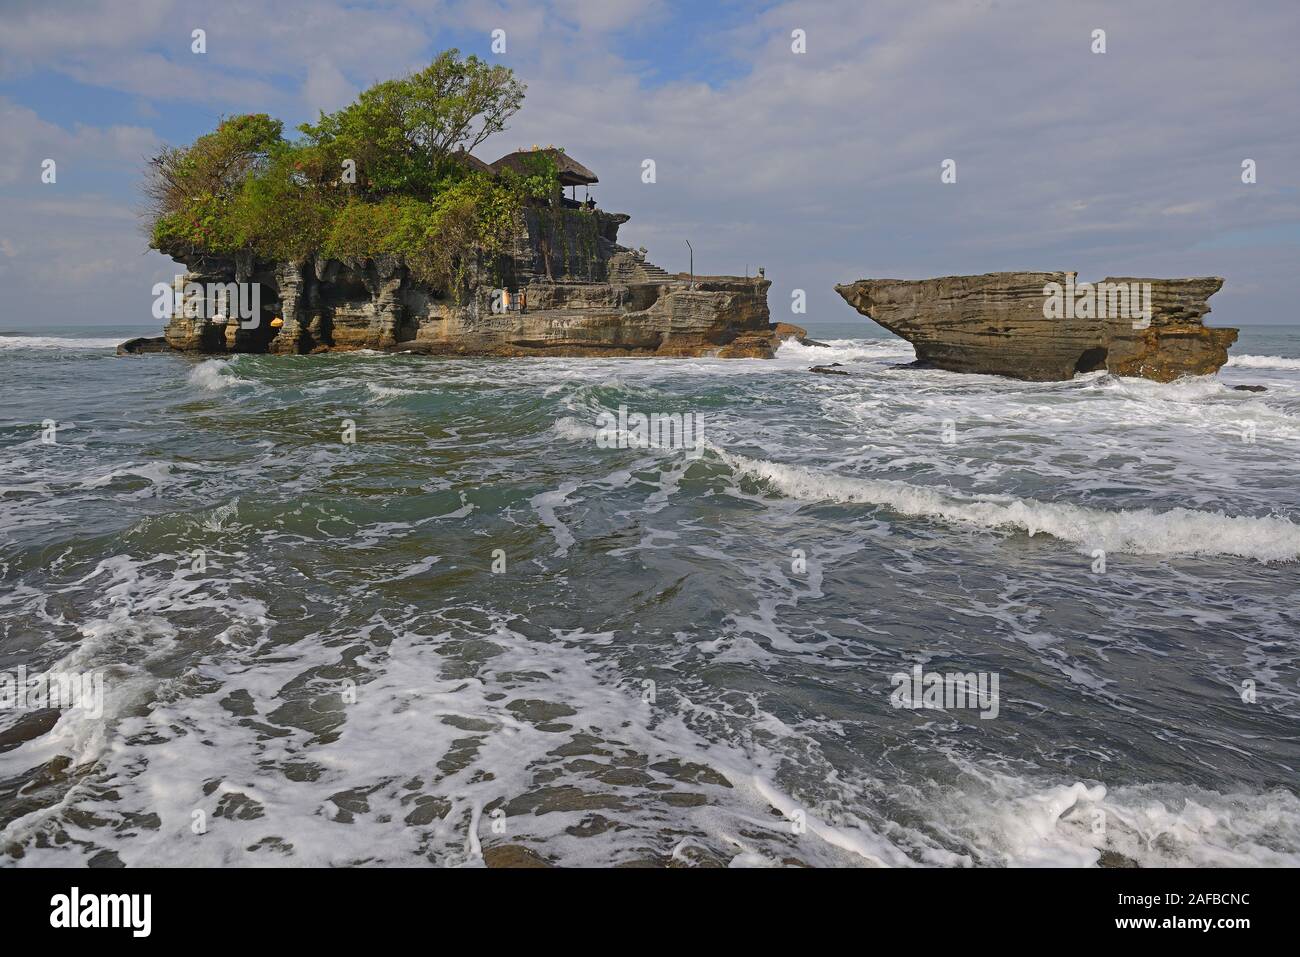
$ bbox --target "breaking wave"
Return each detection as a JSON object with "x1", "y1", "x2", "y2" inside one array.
[
  {"x1": 719, "y1": 449, "x2": 1300, "y2": 561},
  {"x1": 774, "y1": 336, "x2": 915, "y2": 366},
  {"x1": 188, "y1": 358, "x2": 253, "y2": 391},
  {"x1": 0, "y1": 334, "x2": 122, "y2": 350},
  {"x1": 1227, "y1": 354, "x2": 1300, "y2": 371},
  {"x1": 921, "y1": 769, "x2": 1300, "y2": 867},
  {"x1": 365, "y1": 382, "x2": 418, "y2": 402}
]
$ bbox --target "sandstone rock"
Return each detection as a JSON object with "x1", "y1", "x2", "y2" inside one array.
[
  {"x1": 770, "y1": 322, "x2": 809, "y2": 342},
  {"x1": 810, "y1": 363, "x2": 849, "y2": 375},
  {"x1": 769, "y1": 321, "x2": 829, "y2": 348},
  {"x1": 834, "y1": 272, "x2": 1236, "y2": 382}
]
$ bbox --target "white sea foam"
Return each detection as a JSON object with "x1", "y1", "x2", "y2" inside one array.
[
  {"x1": 775, "y1": 336, "x2": 915, "y2": 366},
  {"x1": 1097, "y1": 373, "x2": 1232, "y2": 402},
  {"x1": 530, "y1": 482, "x2": 580, "y2": 556},
  {"x1": 0, "y1": 334, "x2": 123, "y2": 350},
  {"x1": 188, "y1": 358, "x2": 252, "y2": 391},
  {"x1": 77, "y1": 461, "x2": 191, "y2": 491},
  {"x1": 925, "y1": 768, "x2": 1300, "y2": 867},
  {"x1": 719, "y1": 449, "x2": 1300, "y2": 561},
  {"x1": 551, "y1": 415, "x2": 597, "y2": 441},
  {"x1": 1227, "y1": 353, "x2": 1300, "y2": 371},
  {"x1": 365, "y1": 382, "x2": 417, "y2": 401},
  {"x1": 3, "y1": 546, "x2": 1296, "y2": 868},
  {"x1": 391, "y1": 555, "x2": 441, "y2": 579}
]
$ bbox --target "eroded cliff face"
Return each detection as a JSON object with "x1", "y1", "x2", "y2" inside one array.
[
  {"x1": 834, "y1": 272, "x2": 1236, "y2": 382},
  {"x1": 158, "y1": 207, "x2": 784, "y2": 359}
]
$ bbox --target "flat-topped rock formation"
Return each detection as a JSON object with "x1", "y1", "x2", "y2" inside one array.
[
  {"x1": 152, "y1": 207, "x2": 790, "y2": 360},
  {"x1": 835, "y1": 272, "x2": 1236, "y2": 382}
]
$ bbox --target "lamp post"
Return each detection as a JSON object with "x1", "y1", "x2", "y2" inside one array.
[{"x1": 685, "y1": 240, "x2": 694, "y2": 289}]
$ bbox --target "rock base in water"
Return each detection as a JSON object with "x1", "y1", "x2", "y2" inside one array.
[
  {"x1": 146, "y1": 207, "x2": 783, "y2": 359},
  {"x1": 834, "y1": 272, "x2": 1237, "y2": 382},
  {"x1": 116, "y1": 336, "x2": 172, "y2": 355}
]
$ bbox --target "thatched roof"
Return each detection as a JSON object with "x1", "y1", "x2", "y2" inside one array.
[
  {"x1": 449, "y1": 148, "x2": 494, "y2": 175},
  {"x1": 490, "y1": 147, "x2": 598, "y2": 186}
]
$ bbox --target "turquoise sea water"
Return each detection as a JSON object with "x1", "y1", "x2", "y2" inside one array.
[{"x1": 1, "y1": 322, "x2": 1298, "y2": 866}]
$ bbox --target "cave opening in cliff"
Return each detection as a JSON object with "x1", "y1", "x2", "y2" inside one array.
[{"x1": 1074, "y1": 346, "x2": 1108, "y2": 374}]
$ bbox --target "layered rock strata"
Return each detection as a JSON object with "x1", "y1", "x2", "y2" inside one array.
[
  {"x1": 834, "y1": 272, "x2": 1236, "y2": 382},
  {"x1": 154, "y1": 208, "x2": 787, "y2": 358}
]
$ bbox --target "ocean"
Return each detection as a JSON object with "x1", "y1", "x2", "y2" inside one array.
[{"x1": 1, "y1": 321, "x2": 1298, "y2": 867}]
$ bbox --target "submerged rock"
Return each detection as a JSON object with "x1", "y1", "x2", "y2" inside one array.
[
  {"x1": 116, "y1": 335, "x2": 172, "y2": 355},
  {"x1": 481, "y1": 844, "x2": 553, "y2": 868},
  {"x1": 810, "y1": 363, "x2": 849, "y2": 375},
  {"x1": 834, "y1": 272, "x2": 1237, "y2": 382},
  {"x1": 146, "y1": 207, "x2": 781, "y2": 359}
]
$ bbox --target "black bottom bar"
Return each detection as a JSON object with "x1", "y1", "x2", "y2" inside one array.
[{"x1": 0, "y1": 866, "x2": 1277, "y2": 943}]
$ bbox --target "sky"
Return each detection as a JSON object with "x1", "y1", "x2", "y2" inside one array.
[{"x1": 1, "y1": 0, "x2": 1298, "y2": 328}]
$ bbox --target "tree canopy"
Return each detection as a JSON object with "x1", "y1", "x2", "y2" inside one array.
[
  {"x1": 298, "y1": 50, "x2": 524, "y2": 196},
  {"x1": 145, "y1": 50, "x2": 557, "y2": 291}
]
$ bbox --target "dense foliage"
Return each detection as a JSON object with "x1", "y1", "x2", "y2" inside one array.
[{"x1": 145, "y1": 51, "x2": 558, "y2": 290}]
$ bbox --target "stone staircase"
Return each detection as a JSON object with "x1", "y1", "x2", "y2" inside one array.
[{"x1": 608, "y1": 249, "x2": 674, "y2": 283}]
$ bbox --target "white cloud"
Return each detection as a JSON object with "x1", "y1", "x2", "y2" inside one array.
[
  {"x1": 302, "y1": 61, "x2": 355, "y2": 119},
  {"x1": 0, "y1": 97, "x2": 159, "y2": 186},
  {"x1": 0, "y1": 193, "x2": 175, "y2": 324}
]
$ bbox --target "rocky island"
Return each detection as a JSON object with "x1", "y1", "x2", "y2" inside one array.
[
  {"x1": 835, "y1": 272, "x2": 1236, "y2": 382},
  {"x1": 131, "y1": 52, "x2": 790, "y2": 360}
]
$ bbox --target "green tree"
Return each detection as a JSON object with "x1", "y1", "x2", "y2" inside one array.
[
  {"x1": 144, "y1": 113, "x2": 283, "y2": 226},
  {"x1": 297, "y1": 49, "x2": 525, "y2": 196},
  {"x1": 145, "y1": 51, "x2": 554, "y2": 297}
]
